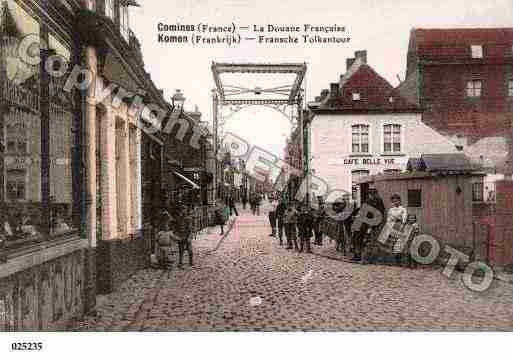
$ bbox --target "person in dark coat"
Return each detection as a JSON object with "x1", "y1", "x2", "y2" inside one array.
[
  {"x1": 274, "y1": 199, "x2": 287, "y2": 246},
  {"x1": 351, "y1": 188, "x2": 386, "y2": 262},
  {"x1": 241, "y1": 193, "x2": 248, "y2": 210},
  {"x1": 283, "y1": 202, "x2": 298, "y2": 250},
  {"x1": 227, "y1": 192, "x2": 239, "y2": 217},
  {"x1": 297, "y1": 204, "x2": 314, "y2": 253},
  {"x1": 268, "y1": 202, "x2": 277, "y2": 237},
  {"x1": 313, "y1": 201, "x2": 326, "y2": 246},
  {"x1": 175, "y1": 205, "x2": 193, "y2": 268}
]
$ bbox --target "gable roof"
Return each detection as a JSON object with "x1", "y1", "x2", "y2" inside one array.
[
  {"x1": 316, "y1": 61, "x2": 420, "y2": 113},
  {"x1": 408, "y1": 153, "x2": 481, "y2": 173}
]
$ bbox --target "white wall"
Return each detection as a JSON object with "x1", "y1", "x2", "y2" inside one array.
[{"x1": 310, "y1": 112, "x2": 459, "y2": 196}]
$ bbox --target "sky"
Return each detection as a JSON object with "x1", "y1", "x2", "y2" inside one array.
[{"x1": 131, "y1": 0, "x2": 513, "y2": 157}]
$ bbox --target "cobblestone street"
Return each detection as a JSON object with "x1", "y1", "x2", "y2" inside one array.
[{"x1": 75, "y1": 204, "x2": 513, "y2": 331}]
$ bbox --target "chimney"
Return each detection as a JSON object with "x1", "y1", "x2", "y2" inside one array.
[
  {"x1": 346, "y1": 58, "x2": 355, "y2": 71},
  {"x1": 329, "y1": 83, "x2": 339, "y2": 98},
  {"x1": 355, "y1": 50, "x2": 367, "y2": 64},
  {"x1": 320, "y1": 89, "x2": 330, "y2": 100}
]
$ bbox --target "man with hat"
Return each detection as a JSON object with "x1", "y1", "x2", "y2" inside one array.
[{"x1": 175, "y1": 203, "x2": 194, "y2": 268}]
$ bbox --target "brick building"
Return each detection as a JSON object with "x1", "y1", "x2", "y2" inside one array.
[
  {"x1": 308, "y1": 51, "x2": 459, "y2": 203},
  {"x1": 399, "y1": 28, "x2": 513, "y2": 180}
]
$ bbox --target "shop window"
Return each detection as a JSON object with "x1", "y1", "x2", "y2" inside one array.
[
  {"x1": 407, "y1": 189, "x2": 422, "y2": 208},
  {"x1": 48, "y1": 35, "x2": 76, "y2": 235},
  {"x1": 383, "y1": 124, "x2": 401, "y2": 153},
  {"x1": 6, "y1": 169, "x2": 26, "y2": 201},
  {"x1": 352, "y1": 124, "x2": 369, "y2": 153},
  {"x1": 466, "y1": 80, "x2": 482, "y2": 98}
]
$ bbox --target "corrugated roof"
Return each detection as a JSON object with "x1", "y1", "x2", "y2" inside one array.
[{"x1": 419, "y1": 153, "x2": 481, "y2": 173}]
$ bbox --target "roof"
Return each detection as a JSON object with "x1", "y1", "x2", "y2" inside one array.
[
  {"x1": 315, "y1": 61, "x2": 420, "y2": 113},
  {"x1": 408, "y1": 153, "x2": 481, "y2": 173},
  {"x1": 408, "y1": 28, "x2": 513, "y2": 63}
]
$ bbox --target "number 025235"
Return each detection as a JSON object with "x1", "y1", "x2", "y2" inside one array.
[{"x1": 11, "y1": 343, "x2": 43, "y2": 351}]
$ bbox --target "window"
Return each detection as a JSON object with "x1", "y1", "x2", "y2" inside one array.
[
  {"x1": 352, "y1": 92, "x2": 361, "y2": 101},
  {"x1": 383, "y1": 124, "x2": 401, "y2": 153},
  {"x1": 472, "y1": 182, "x2": 484, "y2": 202},
  {"x1": 6, "y1": 170, "x2": 26, "y2": 201},
  {"x1": 384, "y1": 169, "x2": 401, "y2": 174},
  {"x1": 120, "y1": 5, "x2": 130, "y2": 42},
  {"x1": 466, "y1": 80, "x2": 482, "y2": 98},
  {"x1": 105, "y1": 0, "x2": 115, "y2": 20},
  {"x1": 85, "y1": 0, "x2": 96, "y2": 10},
  {"x1": 508, "y1": 80, "x2": 513, "y2": 97},
  {"x1": 407, "y1": 189, "x2": 422, "y2": 207},
  {"x1": 471, "y1": 45, "x2": 483, "y2": 58},
  {"x1": 352, "y1": 124, "x2": 369, "y2": 153}
]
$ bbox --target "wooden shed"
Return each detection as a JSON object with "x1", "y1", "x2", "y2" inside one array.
[{"x1": 356, "y1": 154, "x2": 485, "y2": 251}]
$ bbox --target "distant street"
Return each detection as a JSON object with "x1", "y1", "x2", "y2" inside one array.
[{"x1": 75, "y1": 201, "x2": 513, "y2": 331}]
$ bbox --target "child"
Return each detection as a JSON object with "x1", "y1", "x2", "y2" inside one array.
[{"x1": 156, "y1": 218, "x2": 179, "y2": 268}]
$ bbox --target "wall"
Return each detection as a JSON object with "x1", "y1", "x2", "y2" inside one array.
[
  {"x1": 372, "y1": 175, "x2": 474, "y2": 250},
  {"x1": 421, "y1": 63, "x2": 513, "y2": 172},
  {"x1": 310, "y1": 112, "x2": 459, "y2": 196},
  {"x1": 488, "y1": 180, "x2": 513, "y2": 267},
  {"x1": 0, "y1": 239, "x2": 88, "y2": 331}
]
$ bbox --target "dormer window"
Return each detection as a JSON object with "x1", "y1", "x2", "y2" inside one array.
[
  {"x1": 352, "y1": 92, "x2": 361, "y2": 101},
  {"x1": 471, "y1": 45, "x2": 483, "y2": 59}
]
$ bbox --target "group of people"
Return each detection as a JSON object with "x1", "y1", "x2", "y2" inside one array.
[
  {"x1": 268, "y1": 200, "x2": 323, "y2": 253},
  {"x1": 155, "y1": 203, "x2": 194, "y2": 269},
  {"x1": 267, "y1": 189, "x2": 420, "y2": 267}
]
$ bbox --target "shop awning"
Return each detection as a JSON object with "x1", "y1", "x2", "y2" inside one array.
[{"x1": 173, "y1": 171, "x2": 200, "y2": 189}]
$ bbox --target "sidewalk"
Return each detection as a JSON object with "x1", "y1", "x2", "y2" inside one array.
[{"x1": 193, "y1": 216, "x2": 237, "y2": 254}]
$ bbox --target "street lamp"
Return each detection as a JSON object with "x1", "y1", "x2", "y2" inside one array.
[{"x1": 172, "y1": 89, "x2": 186, "y2": 109}]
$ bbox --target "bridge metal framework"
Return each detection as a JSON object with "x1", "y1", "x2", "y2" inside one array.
[{"x1": 211, "y1": 62, "x2": 308, "y2": 200}]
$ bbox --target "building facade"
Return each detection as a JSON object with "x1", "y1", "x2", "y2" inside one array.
[
  {"x1": 0, "y1": 0, "x2": 168, "y2": 330},
  {"x1": 309, "y1": 51, "x2": 459, "y2": 203},
  {"x1": 400, "y1": 28, "x2": 513, "y2": 178}
]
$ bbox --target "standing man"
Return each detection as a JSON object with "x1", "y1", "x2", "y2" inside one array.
[
  {"x1": 283, "y1": 202, "x2": 299, "y2": 251},
  {"x1": 241, "y1": 191, "x2": 248, "y2": 211},
  {"x1": 268, "y1": 201, "x2": 277, "y2": 237},
  {"x1": 297, "y1": 203, "x2": 314, "y2": 253},
  {"x1": 313, "y1": 198, "x2": 326, "y2": 246},
  {"x1": 227, "y1": 190, "x2": 239, "y2": 217},
  {"x1": 175, "y1": 204, "x2": 194, "y2": 268},
  {"x1": 275, "y1": 198, "x2": 287, "y2": 246},
  {"x1": 255, "y1": 192, "x2": 262, "y2": 216}
]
